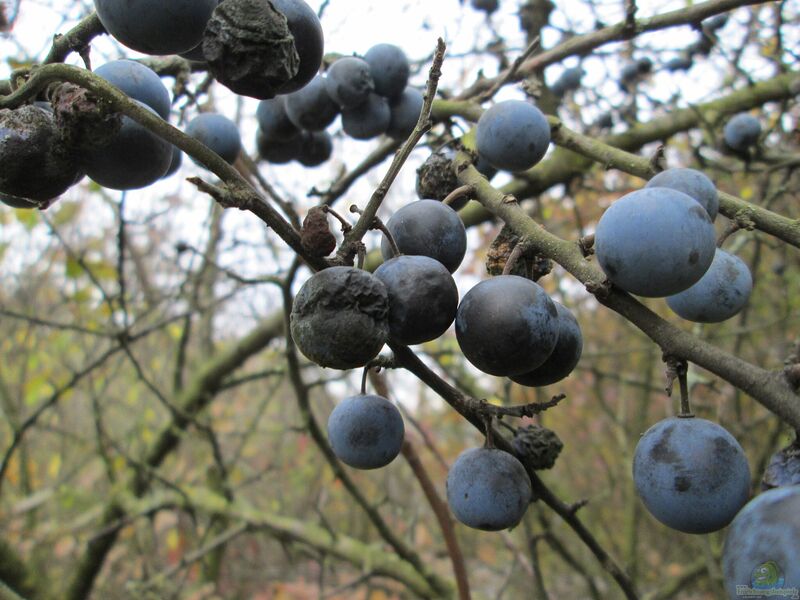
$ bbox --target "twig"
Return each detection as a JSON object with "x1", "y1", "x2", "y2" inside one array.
[
  {"x1": 402, "y1": 439, "x2": 472, "y2": 600},
  {"x1": 0, "y1": 578, "x2": 28, "y2": 600},
  {"x1": 578, "y1": 233, "x2": 595, "y2": 257},
  {"x1": 502, "y1": 240, "x2": 528, "y2": 276},
  {"x1": 236, "y1": 153, "x2": 301, "y2": 230},
  {"x1": 623, "y1": 0, "x2": 638, "y2": 37},
  {"x1": 334, "y1": 38, "x2": 446, "y2": 265},
  {"x1": 349, "y1": 204, "x2": 400, "y2": 258},
  {"x1": 142, "y1": 524, "x2": 249, "y2": 588},
  {"x1": 478, "y1": 36, "x2": 540, "y2": 103},
  {"x1": 456, "y1": 0, "x2": 774, "y2": 99},
  {"x1": 468, "y1": 394, "x2": 566, "y2": 419},
  {"x1": 0, "y1": 343, "x2": 124, "y2": 494},
  {"x1": 0, "y1": 308, "x2": 108, "y2": 336},
  {"x1": 43, "y1": 11, "x2": 105, "y2": 65},
  {"x1": 321, "y1": 205, "x2": 352, "y2": 233}
]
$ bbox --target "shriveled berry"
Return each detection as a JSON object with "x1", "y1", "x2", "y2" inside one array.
[{"x1": 290, "y1": 267, "x2": 389, "y2": 370}]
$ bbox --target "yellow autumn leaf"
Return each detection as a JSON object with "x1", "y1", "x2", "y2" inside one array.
[
  {"x1": 141, "y1": 427, "x2": 154, "y2": 444},
  {"x1": 166, "y1": 528, "x2": 181, "y2": 552},
  {"x1": 48, "y1": 454, "x2": 61, "y2": 478},
  {"x1": 6, "y1": 455, "x2": 18, "y2": 486}
]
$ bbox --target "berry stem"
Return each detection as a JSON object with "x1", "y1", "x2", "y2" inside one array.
[
  {"x1": 360, "y1": 365, "x2": 370, "y2": 396},
  {"x1": 350, "y1": 204, "x2": 401, "y2": 258},
  {"x1": 677, "y1": 363, "x2": 693, "y2": 417},
  {"x1": 442, "y1": 184, "x2": 473, "y2": 207},
  {"x1": 502, "y1": 240, "x2": 527, "y2": 276},
  {"x1": 483, "y1": 416, "x2": 496, "y2": 449},
  {"x1": 322, "y1": 205, "x2": 352, "y2": 233}
]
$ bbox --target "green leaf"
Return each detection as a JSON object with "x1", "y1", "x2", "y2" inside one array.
[
  {"x1": 14, "y1": 208, "x2": 39, "y2": 230},
  {"x1": 65, "y1": 257, "x2": 82, "y2": 279}
]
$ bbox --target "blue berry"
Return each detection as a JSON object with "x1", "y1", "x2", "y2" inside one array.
[
  {"x1": 723, "y1": 487, "x2": 800, "y2": 596},
  {"x1": 364, "y1": 43, "x2": 410, "y2": 99},
  {"x1": 271, "y1": 0, "x2": 325, "y2": 95},
  {"x1": 185, "y1": 113, "x2": 242, "y2": 165},
  {"x1": 94, "y1": 0, "x2": 217, "y2": 55},
  {"x1": 666, "y1": 249, "x2": 752, "y2": 323},
  {"x1": 550, "y1": 66, "x2": 583, "y2": 97},
  {"x1": 646, "y1": 167, "x2": 719, "y2": 221},
  {"x1": 381, "y1": 200, "x2": 467, "y2": 273},
  {"x1": 82, "y1": 101, "x2": 172, "y2": 191},
  {"x1": 325, "y1": 57, "x2": 374, "y2": 109},
  {"x1": 290, "y1": 267, "x2": 389, "y2": 370},
  {"x1": 256, "y1": 129, "x2": 302, "y2": 164},
  {"x1": 633, "y1": 416, "x2": 751, "y2": 534},
  {"x1": 594, "y1": 187, "x2": 716, "y2": 297},
  {"x1": 341, "y1": 93, "x2": 391, "y2": 140},
  {"x1": 476, "y1": 100, "x2": 550, "y2": 172},
  {"x1": 724, "y1": 113, "x2": 761, "y2": 152},
  {"x1": 0, "y1": 105, "x2": 81, "y2": 201},
  {"x1": 456, "y1": 275, "x2": 559, "y2": 377},
  {"x1": 327, "y1": 394, "x2": 404, "y2": 469},
  {"x1": 256, "y1": 97, "x2": 301, "y2": 142},
  {"x1": 387, "y1": 86, "x2": 423, "y2": 139},
  {"x1": 284, "y1": 75, "x2": 339, "y2": 132},
  {"x1": 374, "y1": 255, "x2": 458, "y2": 345},
  {"x1": 511, "y1": 301, "x2": 582, "y2": 387},
  {"x1": 447, "y1": 447, "x2": 532, "y2": 531},
  {"x1": 297, "y1": 130, "x2": 333, "y2": 167},
  {"x1": 95, "y1": 60, "x2": 171, "y2": 120}
]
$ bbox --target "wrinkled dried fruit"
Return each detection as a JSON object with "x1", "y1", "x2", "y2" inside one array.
[
  {"x1": 416, "y1": 149, "x2": 459, "y2": 203},
  {"x1": 290, "y1": 267, "x2": 389, "y2": 369},
  {"x1": 203, "y1": 0, "x2": 300, "y2": 99},
  {"x1": 0, "y1": 104, "x2": 82, "y2": 201},
  {"x1": 300, "y1": 207, "x2": 336, "y2": 257},
  {"x1": 512, "y1": 424, "x2": 563, "y2": 470},
  {"x1": 486, "y1": 225, "x2": 552, "y2": 280}
]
